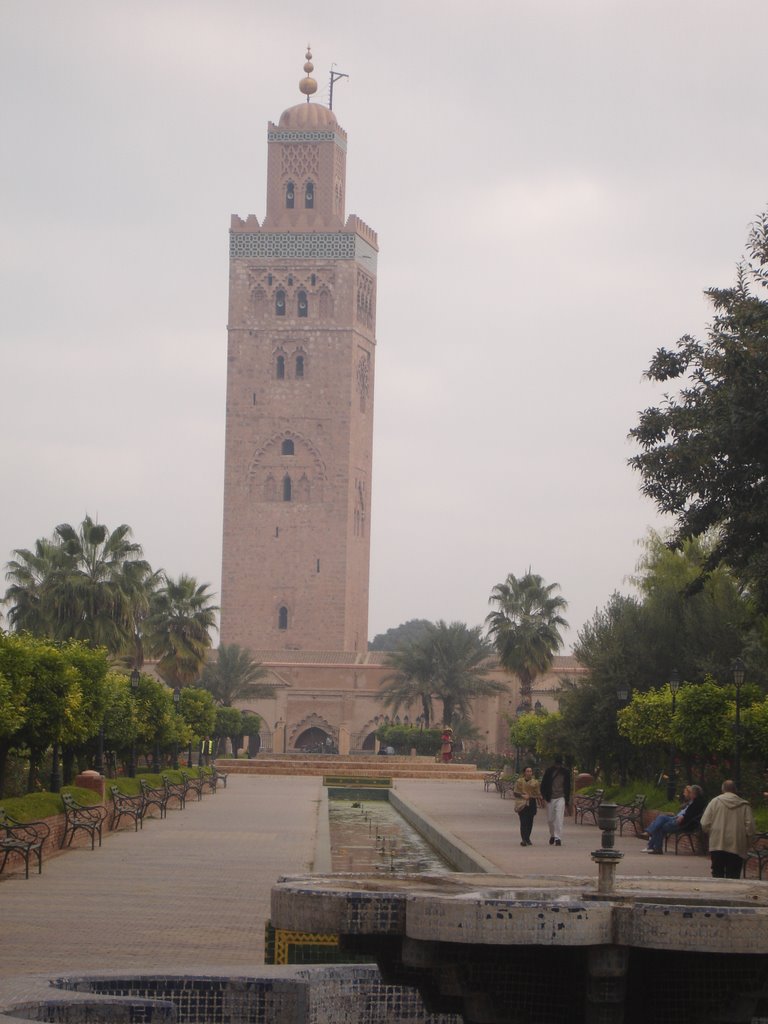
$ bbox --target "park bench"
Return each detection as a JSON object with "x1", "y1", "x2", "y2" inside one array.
[
  {"x1": 161, "y1": 774, "x2": 187, "y2": 811},
  {"x1": 574, "y1": 789, "x2": 604, "y2": 825},
  {"x1": 212, "y1": 764, "x2": 228, "y2": 789},
  {"x1": 181, "y1": 770, "x2": 204, "y2": 801},
  {"x1": 617, "y1": 794, "x2": 647, "y2": 837},
  {"x1": 61, "y1": 793, "x2": 108, "y2": 850},
  {"x1": 140, "y1": 778, "x2": 169, "y2": 820},
  {"x1": 743, "y1": 832, "x2": 768, "y2": 879},
  {"x1": 200, "y1": 770, "x2": 217, "y2": 795},
  {"x1": 0, "y1": 808, "x2": 51, "y2": 879},
  {"x1": 499, "y1": 779, "x2": 516, "y2": 799},
  {"x1": 483, "y1": 770, "x2": 501, "y2": 793},
  {"x1": 664, "y1": 817, "x2": 707, "y2": 855},
  {"x1": 109, "y1": 785, "x2": 145, "y2": 832}
]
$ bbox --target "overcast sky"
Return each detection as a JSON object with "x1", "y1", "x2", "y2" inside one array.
[{"x1": 2, "y1": 1, "x2": 767, "y2": 652}]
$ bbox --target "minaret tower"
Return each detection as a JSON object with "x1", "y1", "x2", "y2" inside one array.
[{"x1": 221, "y1": 50, "x2": 378, "y2": 654}]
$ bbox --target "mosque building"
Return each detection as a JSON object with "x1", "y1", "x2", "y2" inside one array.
[{"x1": 219, "y1": 52, "x2": 580, "y2": 754}]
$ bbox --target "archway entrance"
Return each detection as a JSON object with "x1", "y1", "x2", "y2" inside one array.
[{"x1": 294, "y1": 727, "x2": 333, "y2": 753}]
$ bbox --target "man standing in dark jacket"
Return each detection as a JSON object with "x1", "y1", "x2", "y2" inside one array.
[{"x1": 540, "y1": 755, "x2": 571, "y2": 846}]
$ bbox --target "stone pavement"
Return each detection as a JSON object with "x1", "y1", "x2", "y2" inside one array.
[{"x1": 0, "y1": 775, "x2": 714, "y2": 985}]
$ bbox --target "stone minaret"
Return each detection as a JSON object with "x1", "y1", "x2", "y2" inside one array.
[{"x1": 221, "y1": 50, "x2": 378, "y2": 654}]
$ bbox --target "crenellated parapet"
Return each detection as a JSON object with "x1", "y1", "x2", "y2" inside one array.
[
  {"x1": 345, "y1": 215, "x2": 378, "y2": 250},
  {"x1": 230, "y1": 213, "x2": 261, "y2": 231}
]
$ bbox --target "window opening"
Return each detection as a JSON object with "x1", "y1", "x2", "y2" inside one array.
[
  {"x1": 283, "y1": 475, "x2": 292, "y2": 501},
  {"x1": 285, "y1": 182, "x2": 294, "y2": 208},
  {"x1": 278, "y1": 606, "x2": 288, "y2": 630},
  {"x1": 295, "y1": 354, "x2": 304, "y2": 378},
  {"x1": 287, "y1": 275, "x2": 293, "y2": 286},
  {"x1": 281, "y1": 439, "x2": 294, "y2": 455},
  {"x1": 275, "y1": 527, "x2": 279, "y2": 537},
  {"x1": 310, "y1": 273, "x2": 316, "y2": 286},
  {"x1": 297, "y1": 291, "x2": 308, "y2": 318},
  {"x1": 305, "y1": 181, "x2": 314, "y2": 208},
  {"x1": 268, "y1": 274, "x2": 273, "y2": 285},
  {"x1": 316, "y1": 559, "x2": 320, "y2": 573},
  {"x1": 276, "y1": 355, "x2": 285, "y2": 379},
  {"x1": 275, "y1": 290, "x2": 286, "y2": 316}
]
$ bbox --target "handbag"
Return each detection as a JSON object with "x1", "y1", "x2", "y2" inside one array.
[{"x1": 513, "y1": 795, "x2": 528, "y2": 814}]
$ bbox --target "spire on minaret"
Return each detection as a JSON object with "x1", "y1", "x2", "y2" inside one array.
[{"x1": 299, "y1": 46, "x2": 317, "y2": 103}]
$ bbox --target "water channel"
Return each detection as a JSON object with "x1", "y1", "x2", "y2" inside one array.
[{"x1": 328, "y1": 795, "x2": 453, "y2": 874}]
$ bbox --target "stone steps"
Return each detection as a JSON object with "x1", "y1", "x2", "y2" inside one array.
[{"x1": 215, "y1": 757, "x2": 485, "y2": 781}]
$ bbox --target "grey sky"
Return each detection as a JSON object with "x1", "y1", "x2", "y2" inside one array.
[{"x1": 2, "y1": 1, "x2": 766, "y2": 651}]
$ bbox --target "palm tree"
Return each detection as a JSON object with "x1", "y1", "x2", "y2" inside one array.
[
  {"x1": 145, "y1": 574, "x2": 218, "y2": 686},
  {"x1": 53, "y1": 517, "x2": 154, "y2": 655},
  {"x1": 380, "y1": 634, "x2": 437, "y2": 727},
  {"x1": 381, "y1": 620, "x2": 505, "y2": 728},
  {"x1": 200, "y1": 644, "x2": 274, "y2": 706},
  {"x1": 4, "y1": 537, "x2": 68, "y2": 636},
  {"x1": 4, "y1": 516, "x2": 152, "y2": 655},
  {"x1": 430, "y1": 620, "x2": 505, "y2": 726},
  {"x1": 486, "y1": 571, "x2": 569, "y2": 708}
]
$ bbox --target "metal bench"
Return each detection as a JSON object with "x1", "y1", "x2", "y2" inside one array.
[
  {"x1": 0, "y1": 808, "x2": 51, "y2": 878},
  {"x1": 743, "y1": 832, "x2": 768, "y2": 879},
  {"x1": 664, "y1": 818, "x2": 707, "y2": 855},
  {"x1": 200, "y1": 770, "x2": 217, "y2": 795},
  {"x1": 483, "y1": 770, "x2": 501, "y2": 793},
  {"x1": 574, "y1": 789, "x2": 604, "y2": 825},
  {"x1": 161, "y1": 774, "x2": 187, "y2": 810},
  {"x1": 212, "y1": 765, "x2": 228, "y2": 789},
  {"x1": 61, "y1": 793, "x2": 108, "y2": 850},
  {"x1": 109, "y1": 786, "x2": 144, "y2": 832},
  {"x1": 617, "y1": 794, "x2": 646, "y2": 837},
  {"x1": 140, "y1": 778, "x2": 169, "y2": 819},
  {"x1": 181, "y1": 770, "x2": 204, "y2": 801}
]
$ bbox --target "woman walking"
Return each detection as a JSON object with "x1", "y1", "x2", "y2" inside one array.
[{"x1": 513, "y1": 766, "x2": 541, "y2": 846}]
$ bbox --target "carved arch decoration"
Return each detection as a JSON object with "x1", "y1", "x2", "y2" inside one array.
[
  {"x1": 289, "y1": 712, "x2": 337, "y2": 748},
  {"x1": 248, "y1": 430, "x2": 326, "y2": 504}
]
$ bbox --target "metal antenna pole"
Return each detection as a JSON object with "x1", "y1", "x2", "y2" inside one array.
[{"x1": 329, "y1": 65, "x2": 349, "y2": 110}]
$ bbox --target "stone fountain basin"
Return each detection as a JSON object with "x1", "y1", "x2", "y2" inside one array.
[{"x1": 271, "y1": 872, "x2": 768, "y2": 955}]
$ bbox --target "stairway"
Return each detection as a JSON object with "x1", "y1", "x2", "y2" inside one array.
[{"x1": 215, "y1": 753, "x2": 484, "y2": 781}]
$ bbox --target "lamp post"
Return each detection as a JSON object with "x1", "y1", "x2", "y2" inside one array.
[
  {"x1": 667, "y1": 670, "x2": 680, "y2": 802},
  {"x1": 514, "y1": 702, "x2": 527, "y2": 774},
  {"x1": 732, "y1": 657, "x2": 745, "y2": 793},
  {"x1": 615, "y1": 684, "x2": 630, "y2": 786},
  {"x1": 128, "y1": 668, "x2": 140, "y2": 778},
  {"x1": 172, "y1": 687, "x2": 180, "y2": 770}
]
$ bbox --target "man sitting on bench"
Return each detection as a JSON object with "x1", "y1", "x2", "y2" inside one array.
[{"x1": 643, "y1": 784, "x2": 705, "y2": 854}]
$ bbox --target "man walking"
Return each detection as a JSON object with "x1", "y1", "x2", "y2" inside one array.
[
  {"x1": 700, "y1": 780, "x2": 756, "y2": 879},
  {"x1": 541, "y1": 755, "x2": 571, "y2": 846}
]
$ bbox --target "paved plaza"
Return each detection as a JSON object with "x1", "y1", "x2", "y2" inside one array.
[{"x1": 0, "y1": 774, "x2": 715, "y2": 984}]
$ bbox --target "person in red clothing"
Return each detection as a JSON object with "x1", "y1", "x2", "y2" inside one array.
[{"x1": 440, "y1": 728, "x2": 453, "y2": 763}]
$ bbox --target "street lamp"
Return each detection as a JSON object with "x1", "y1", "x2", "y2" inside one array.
[
  {"x1": 172, "y1": 687, "x2": 180, "y2": 770},
  {"x1": 514, "y1": 703, "x2": 527, "y2": 773},
  {"x1": 667, "y1": 670, "x2": 680, "y2": 802},
  {"x1": 732, "y1": 657, "x2": 745, "y2": 793},
  {"x1": 128, "y1": 668, "x2": 140, "y2": 778},
  {"x1": 616, "y1": 684, "x2": 631, "y2": 787}
]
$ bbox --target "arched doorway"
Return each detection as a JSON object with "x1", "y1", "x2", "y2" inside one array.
[
  {"x1": 361, "y1": 731, "x2": 377, "y2": 752},
  {"x1": 294, "y1": 727, "x2": 334, "y2": 753}
]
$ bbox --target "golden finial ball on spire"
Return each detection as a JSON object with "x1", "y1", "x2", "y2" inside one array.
[{"x1": 299, "y1": 45, "x2": 317, "y2": 101}]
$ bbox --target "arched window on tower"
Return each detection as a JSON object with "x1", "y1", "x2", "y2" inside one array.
[
  {"x1": 295, "y1": 354, "x2": 304, "y2": 379},
  {"x1": 282, "y1": 475, "x2": 292, "y2": 502},
  {"x1": 276, "y1": 355, "x2": 285, "y2": 380},
  {"x1": 278, "y1": 606, "x2": 288, "y2": 630},
  {"x1": 297, "y1": 291, "x2": 308, "y2": 318},
  {"x1": 305, "y1": 181, "x2": 314, "y2": 208},
  {"x1": 281, "y1": 439, "x2": 294, "y2": 455},
  {"x1": 275, "y1": 290, "x2": 286, "y2": 316},
  {"x1": 285, "y1": 182, "x2": 295, "y2": 209}
]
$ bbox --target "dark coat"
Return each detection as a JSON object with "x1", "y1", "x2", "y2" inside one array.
[{"x1": 540, "y1": 764, "x2": 571, "y2": 803}]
